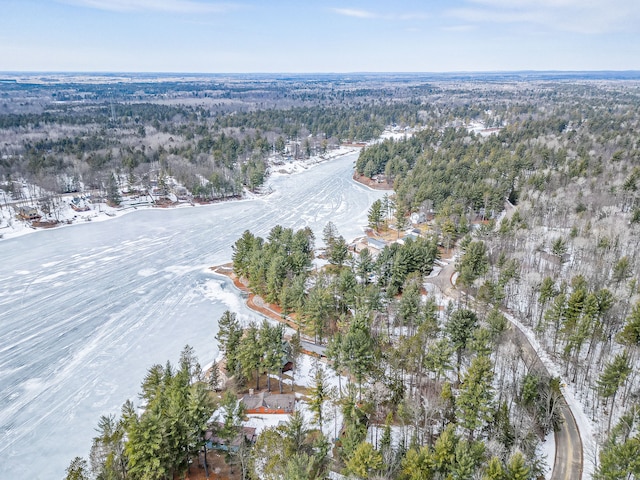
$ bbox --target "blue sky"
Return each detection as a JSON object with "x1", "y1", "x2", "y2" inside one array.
[{"x1": 2, "y1": 0, "x2": 639, "y2": 72}]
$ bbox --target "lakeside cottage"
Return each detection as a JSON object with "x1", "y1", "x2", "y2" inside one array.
[
  {"x1": 366, "y1": 237, "x2": 387, "y2": 252},
  {"x1": 300, "y1": 340, "x2": 327, "y2": 358},
  {"x1": 205, "y1": 424, "x2": 257, "y2": 452},
  {"x1": 17, "y1": 206, "x2": 41, "y2": 221},
  {"x1": 241, "y1": 391, "x2": 296, "y2": 415}
]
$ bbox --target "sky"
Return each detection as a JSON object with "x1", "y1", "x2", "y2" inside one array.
[{"x1": 1, "y1": 0, "x2": 640, "y2": 73}]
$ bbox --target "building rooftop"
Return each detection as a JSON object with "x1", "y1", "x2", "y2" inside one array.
[{"x1": 241, "y1": 392, "x2": 296, "y2": 413}]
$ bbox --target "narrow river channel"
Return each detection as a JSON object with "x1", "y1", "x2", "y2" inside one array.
[{"x1": 0, "y1": 152, "x2": 385, "y2": 479}]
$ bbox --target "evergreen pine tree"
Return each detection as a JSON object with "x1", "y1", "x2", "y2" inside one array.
[
  {"x1": 618, "y1": 301, "x2": 640, "y2": 347},
  {"x1": 457, "y1": 355, "x2": 494, "y2": 440},
  {"x1": 215, "y1": 311, "x2": 242, "y2": 377},
  {"x1": 64, "y1": 457, "x2": 90, "y2": 480},
  {"x1": 309, "y1": 365, "x2": 328, "y2": 430},
  {"x1": 107, "y1": 173, "x2": 121, "y2": 206},
  {"x1": 401, "y1": 446, "x2": 433, "y2": 480},
  {"x1": 238, "y1": 323, "x2": 263, "y2": 390},
  {"x1": 209, "y1": 360, "x2": 220, "y2": 391},
  {"x1": 345, "y1": 442, "x2": 383, "y2": 479},
  {"x1": 433, "y1": 424, "x2": 457, "y2": 475},
  {"x1": 452, "y1": 440, "x2": 476, "y2": 480},
  {"x1": 598, "y1": 351, "x2": 632, "y2": 432},
  {"x1": 505, "y1": 451, "x2": 530, "y2": 480},
  {"x1": 446, "y1": 308, "x2": 478, "y2": 378},
  {"x1": 368, "y1": 199, "x2": 383, "y2": 231},
  {"x1": 483, "y1": 456, "x2": 506, "y2": 480}
]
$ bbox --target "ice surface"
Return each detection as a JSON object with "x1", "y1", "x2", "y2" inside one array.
[{"x1": 0, "y1": 152, "x2": 385, "y2": 479}]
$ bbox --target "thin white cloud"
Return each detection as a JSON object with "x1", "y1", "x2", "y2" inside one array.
[
  {"x1": 468, "y1": 0, "x2": 585, "y2": 6},
  {"x1": 331, "y1": 8, "x2": 428, "y2": 21},
  {"x1": 441, "y1": 24, "x2": 477, "y2": 32},
  {"x1": 61, "y1": 0, "x2": 239, "y2": 14},
  {"x1": 332, "y1": 8, "x2": 377, "y2": 19},
  {"x1": 450, "y1": 8, "x2": 545, "y2": 26},
  {"x1": 449, "y1": 0, "x2": 640, "y2": 34},
  {"x1": 396, "y1": 13, "x2": 430, "y2": 21}
]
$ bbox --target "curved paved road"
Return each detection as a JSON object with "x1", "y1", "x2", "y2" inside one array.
[{"x1": 424, "y1": 258, "x2": 583, "y2": 480}]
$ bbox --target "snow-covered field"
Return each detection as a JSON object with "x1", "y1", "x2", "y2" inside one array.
[{"x1": 0, "y1": 152, "x2": 386, "y2": 479}]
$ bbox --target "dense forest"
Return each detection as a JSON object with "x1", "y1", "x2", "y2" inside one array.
[
  {"x1": 222, "y1": 224, "x2": 553, "y2": 479},
  {"x1": 0, "y1": 75, "x2": 433, "y2": 211},
  {"x1": 71, "y1": 222, "x2": 548, "y2": 480},
  {"x1": 16, "y1": 74, "x2": 637, "y2": 479},
  {"x1": 354, "y1": 80, "x2": 640, "y2": 478}
]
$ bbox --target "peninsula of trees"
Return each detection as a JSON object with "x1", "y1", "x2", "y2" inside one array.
[{"x1": 17, "y1": 72, "x2": 640, "y2": 479}]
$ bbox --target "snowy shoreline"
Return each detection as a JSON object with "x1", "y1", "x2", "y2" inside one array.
[
  {"x1": 0, "y1": 146, "x2": 361, "y2": 243},
  {"x1": 0, "y1": 147, "x2": 389, "y2": 480}
]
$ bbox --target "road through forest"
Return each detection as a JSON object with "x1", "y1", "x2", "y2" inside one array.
[{"x1": 425, "y1": 260, "x2": 584, "y2": 480}]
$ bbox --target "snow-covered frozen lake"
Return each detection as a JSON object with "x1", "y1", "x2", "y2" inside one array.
[{"x1": 0, "y1": 152, "x2": 384, "y2": 479}]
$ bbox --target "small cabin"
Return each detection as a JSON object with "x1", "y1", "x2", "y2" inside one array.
[
  {"x1": 173, "y1": 185, "x2": 189, "y2": 200},
  {"x1": 410, "y1": 212, "x2": 426, "y2": 224},
  {"x1": 17, "y1": 206, "x2": 41, "y2": 221},
  {"x1": 366, "y1": 237, "x2": 387, "y2": 252},
  {"x1": 205, "y1": 424, "x2": 257, "y2": 452},
  {"x1": 70, "y1": 197, "x2": 90, "y2": 212},
  {"x1": 241, "y1": 392, "x2": 296, "y2": 414}
]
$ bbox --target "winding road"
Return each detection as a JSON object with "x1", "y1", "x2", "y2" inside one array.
[{"x1": 424, "y1": 258, "x2": 583, "y2": 480}]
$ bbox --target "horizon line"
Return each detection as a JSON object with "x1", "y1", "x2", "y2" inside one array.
[{"x1": 2, "y1": 69, "x2": 640, "y2": 76}]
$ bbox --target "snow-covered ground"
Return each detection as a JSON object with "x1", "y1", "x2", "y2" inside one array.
[
  {"x1": 294, "y1": 355, "x2": 346, "y2": 441},
  {"x1": 466, "y1": 121, "x2": 502, "y2": 137},
  {"x1": 377, "y1": 127, "x2": 413, "y2": 142},
  {"x1": 540, "y1": 432, "x2": 556, "y2": 480},
  {"x1": 0, "y1": 151, "x2": 386, "y2": 479},
  {"x1": 506, "y1": 313, "x2": 596, "y2": 479},
  {"x1": 427, "y1": 255, "x2": 560, "y2": 478},
  {"x1": 0, "y1": 190, "x2": 171, "y2": 242},
  {"x1": 267, "y1": 146, "x2": 360, "y2": 177},
  {"x1": 0, "y1": 145, "x2": 364, "y2": 244}
]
